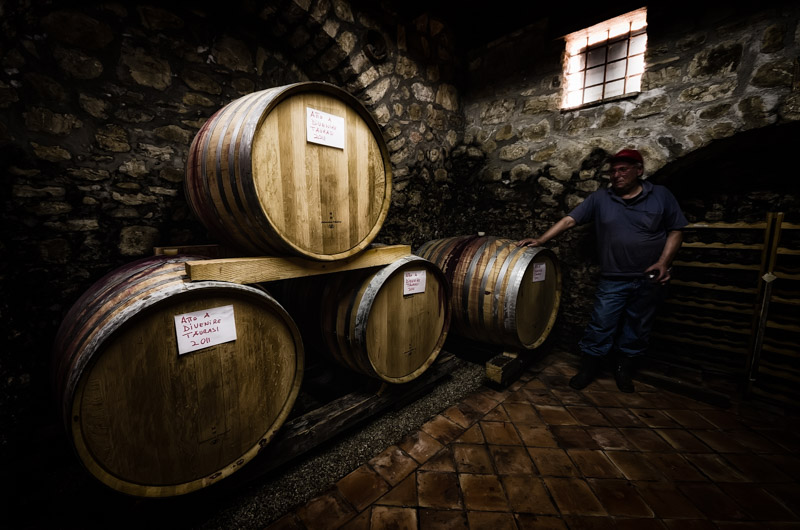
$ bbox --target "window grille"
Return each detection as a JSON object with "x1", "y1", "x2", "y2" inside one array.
[{"x1": 562, "y1": 8, "x2": 647, "y2": 109}]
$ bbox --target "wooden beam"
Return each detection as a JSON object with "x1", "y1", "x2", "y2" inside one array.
[{"x1": 185, "y1": 244, "x2": 412, "y2": 284}]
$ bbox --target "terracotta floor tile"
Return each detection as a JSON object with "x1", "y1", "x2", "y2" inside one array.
[
  {"x1": 755, "y1": 428, "x2": 800, "y2": 452},
  {"x1": 723, "y1": 453, "x2": 792, "y2": 482},
  {"x1": 613, "y1": 519, "x2": 667, "y2": 530},
  {"x1": 690, "y1": 429, "x2": 749, "y2": 453},
  {"x1": 567, "y1": 449, "x2": 624, "y2": 478},
  {"x1": 370, "y1": 505, "x2": 417, "y2": 529},
  {"x1": 416, "y1": 471, "x2": 463, "y2": 509},
  {"x1": 523, "y1": 378, "x2": 548, "y2": 390},
  {"x1": 598, "y1": 407, "x2": 645, "y2": 428},
  {"x1": 501, "y1": 475, "x2": 558, "y2": 514},
  {"x1": 719, "y1": 482, "x2": 798, "y2": 520},
  {"x1": 616, "y1": 427, "x2": 672, "y2": 452},
  {"x1": 630, "y1": 408, "x2": 681, "y2": 428},
  {"x1": 377, "y1": 473, "x2": 417, "y2": 507},
  {"x1": 296, "y1": 489, "x2": 357, "y2": 530},
  {"x1": 466, "y1": 511, "x2": 517, "y2": 529},
  {"x1": 503, "y1": 402, "x2": 541, "y2": 424},
  {"x1": 479, "y1": 387, "x2": 510, "y2": 404},
  {"x1": 550, "y1": 425, "x2": 601, "y2": 449},
  {"x1": 560, "y1": 515, "x2": 617, "y2": 529},
  {"x1": 763, "y1": 454, "x2": 800, "y2": 478},
  {"x1": 661, "y1": 520, "x2": 717, "y2": 530},
  {"x1": 643, "y1": 393, "x2": 687, "y2": 409},
  {"x1": 341, "y1": 509, "x2": 370, "y2": 530},
  {"x1": 696, "y1": 409, "x2": 746, "y2": 430},
  {"x1": 587, "y1": 478, "x2": 653, "y2": 517},
  {"x1": 728, "y1": 429, "x2": 784, "y2": 453},
  {"x1": 585, "y1": 426, "x2": 633, "y2": 450},
  {"x1": 418, "y1": 508, "x2": 468, "y2": 529},
  {"x1": 633, "y1": 481, "x2": 704, "y2": 519},
  {"x1": 581, "y1": 391, "x2": 625, "y2": 408},
  {"x1": 460, "y1": 392, "x2": 501, "y2": 415},
  {"x1": 399, "y1": 430, "x2": 445, "y2": 465},
  {"x1": 453, "y1": 444, "x2": 494, "y2": 474},
  {"x1": 480, "y1": 421, "x2": 523, "y2": 445},
  {"x1": 490, "y1": 444, "x2": 536, "y2": 475},
  {"x1": 663, "y1": 409, "x2": 717, "y2": 429},
  {"x1": 515, "y1": 514, "x2": 568, "y2": 529},
  {"x1": 336, "y1": 464, "x2": 390, "y2": 511},
  {"x1": 551, "y1": 388, "x2": 591, "y2": 406},
  {"x1": 605, "y1": 451, "x2": 664, "y2": 481},
  {"x1": 613, "y1": 392, "x2": 656, "y2": 408},
  {"x1": 713, "y1": 522, "x2": 783, "y2": 530},
  {"x1": 417, "y1": 470, "x2": 462, "y2": 509},
  {"x1": 655, "y1": 429, "x2": 711, "y2": 453},
  {"x1": 763, "y1": 483, "x2": 800, "y2": 516},
  {"x1": 535, "y1": 405, "x2": 579, "y2": 425},
  {"x1": 442, "y1": 402, "x2": 484, "y2": 429},
  {"x1": 676, "y1": 482, "x2": 750, "y2": 520},
  {"x1": 459, "y1": 473, "x2": 510, "y2": 511},
  {"x1": 421, "y1": 415, "x2": 466, "y2": 445},
  {"x1": 369, "y1": 446, "x2": 419, "y2": 486},
  {"x1": 528, "y1": 447, "x2": 579, "y2": 476},
  {"x1": 521, "y1": 388, "x2": 562, "y2": 405},
  {"x1": 482, "y1": 405, "x2": 511, "y2": 422},
  {"x1": 683, "y1": 453, "x2": 747, "y2": 482},
  {"x1": 516, "y1": 424, "x2": 560, "y2": 448},
  {"x1": 420, "y1": 448, "x2": 456, "y2": 472},
  {"x1": 453, "y1": 424, "x2": 485, "y2": 444},
  {"x1": 542, "y1": 477, "x2": 606, "y2": 516},
  {"x1": 644, "y1": 452, "x2": 708, "y2": 482},
  {"x1": 566, "y1": 406, "x2": 613, "y2": 426}
]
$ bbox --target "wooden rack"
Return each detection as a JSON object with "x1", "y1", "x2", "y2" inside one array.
[{"x1": 651, "y1": 213, "x2": 800, "y2": 408}]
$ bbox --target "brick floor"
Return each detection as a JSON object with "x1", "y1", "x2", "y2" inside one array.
[{"x1": 267, "y1": 354, "x2": 800, "y2": 529}]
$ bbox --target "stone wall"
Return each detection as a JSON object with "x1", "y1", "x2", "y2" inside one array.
[
  {"x1": 453, "y1": 3, "x2": 800, "y2": 345},
  {"x1": 0, "y1": 0, "x2": 463, "y2": 440}
]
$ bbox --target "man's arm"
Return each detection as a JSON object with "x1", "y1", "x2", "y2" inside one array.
[
  {"x1": 517, "y1": 216, "x2": 577, "y2": 247},
  {"x1": 645, "y1": 230, "x2": 683, "y2": 283}
]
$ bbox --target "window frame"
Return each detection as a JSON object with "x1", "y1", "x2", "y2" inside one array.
[{"x1": 561, "y1": 8, "x2": 648, "y2": 110}]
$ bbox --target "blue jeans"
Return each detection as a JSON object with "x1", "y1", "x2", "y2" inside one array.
[{"x1": 579, "y1": 277, "x2": 666, "y2": 359}]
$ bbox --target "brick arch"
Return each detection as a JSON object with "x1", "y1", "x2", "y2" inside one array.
[{"x1": 256, "y1": 0, "x2": 384, "y2": 94}]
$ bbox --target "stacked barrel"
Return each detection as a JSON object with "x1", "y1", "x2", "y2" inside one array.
[{"x1": 52, "y1": 82, "x2": 450, "y2": 497}]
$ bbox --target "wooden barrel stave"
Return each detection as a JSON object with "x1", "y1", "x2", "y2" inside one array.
[
  {"x1": 270, "y1": 256, "x2": 450, "y2": 383},
  {"x1": 416, "y1": 235, "x2": 561, "y2": 350},
  {"x1": 52, "y1": 255, "x2": 304, "y2": 497},
  {"x1": 186, "y1": 82, "x2": 391, "y2": 260}
]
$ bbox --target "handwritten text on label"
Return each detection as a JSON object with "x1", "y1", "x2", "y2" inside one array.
[{"x1": 174, "y1": 305, "x2": 237, "y2": 355}]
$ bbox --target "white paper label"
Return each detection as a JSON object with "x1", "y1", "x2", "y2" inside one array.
[
  {"x1": 174, "y1": 305, "x2": 237, "y2": 355},
  {"x1": 533, "y1": 262, "x2": 547, "y2": 283},
  {"x1": 403, "y1": 270, "x2": 427, "y2": 295},
  {"x1": 306, "y1": 107, "x2": 345, "y2": 149}
]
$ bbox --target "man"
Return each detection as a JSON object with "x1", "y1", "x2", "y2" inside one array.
[{"x1": 517, "y1": 149, "x2": 687, "y2": 392}]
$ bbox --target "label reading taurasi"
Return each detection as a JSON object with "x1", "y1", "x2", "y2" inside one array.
[
  {"x1": 533, "y1": 262, "x2": 547, "y2": 283},
  {"x1": 306, "y1": 107, "x2": 345, "y2": 149},
  {"x1": 174, "y1": 305, "x2": 237, "y2": 355},
  {"x1": 403, "y1": 270, "x2": 427, "y2": 295}
]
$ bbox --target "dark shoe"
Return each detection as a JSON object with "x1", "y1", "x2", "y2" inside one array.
[
  {"x1": 615, "y1": 357, "x2": 636, "y2": 393},
  {"x1": 569, "y1": 356, "x2": 603, "y2": 390}
]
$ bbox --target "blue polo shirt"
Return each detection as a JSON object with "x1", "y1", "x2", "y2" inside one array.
[{"x1": 568, "y1": 180, "x2": 688, "y2": 278}]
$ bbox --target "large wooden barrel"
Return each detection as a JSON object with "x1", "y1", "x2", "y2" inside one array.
[
  {"x1": 416, "y1": 235, "x2": 561, "y2": 350},
  {"x1": 271, "y1": 256, "x2": 450, "y2": 383},
  {"x1": 52, "y1": 255, "x2": 304, "y2": 497},
  {"x1": 185, "y1": 82, "x2": 392, "y2": 260}
]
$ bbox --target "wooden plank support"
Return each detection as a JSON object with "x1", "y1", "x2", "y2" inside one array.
[
  {"x1": 184, "y1": 244, "x2": 411, "y2": 284},
  {"x1": 230, "y1": 353, "x2": 459, "y2": 484}
]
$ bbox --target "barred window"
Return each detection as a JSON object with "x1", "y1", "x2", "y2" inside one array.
[{"x1": 562, "y1": 8, "x2": 648, "y2": 109}]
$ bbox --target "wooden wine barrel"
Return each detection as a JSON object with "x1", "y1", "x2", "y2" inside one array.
[
  {"x1": 52, "y1": 255, "x2": 304, "y2": 497},
  {"x1": 185, "y1": 81, "x2": 392, "y2": 261},
  {"x1": 416, "y1": 235, "x2": 561, "y2": 350},
  {"x1": 271, "y1": 255, "x2": 450, "y2": 383}
]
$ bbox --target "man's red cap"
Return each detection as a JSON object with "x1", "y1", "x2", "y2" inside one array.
[{"x1": 609, "y1": 149, "x2": 643, "y2": 164}]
